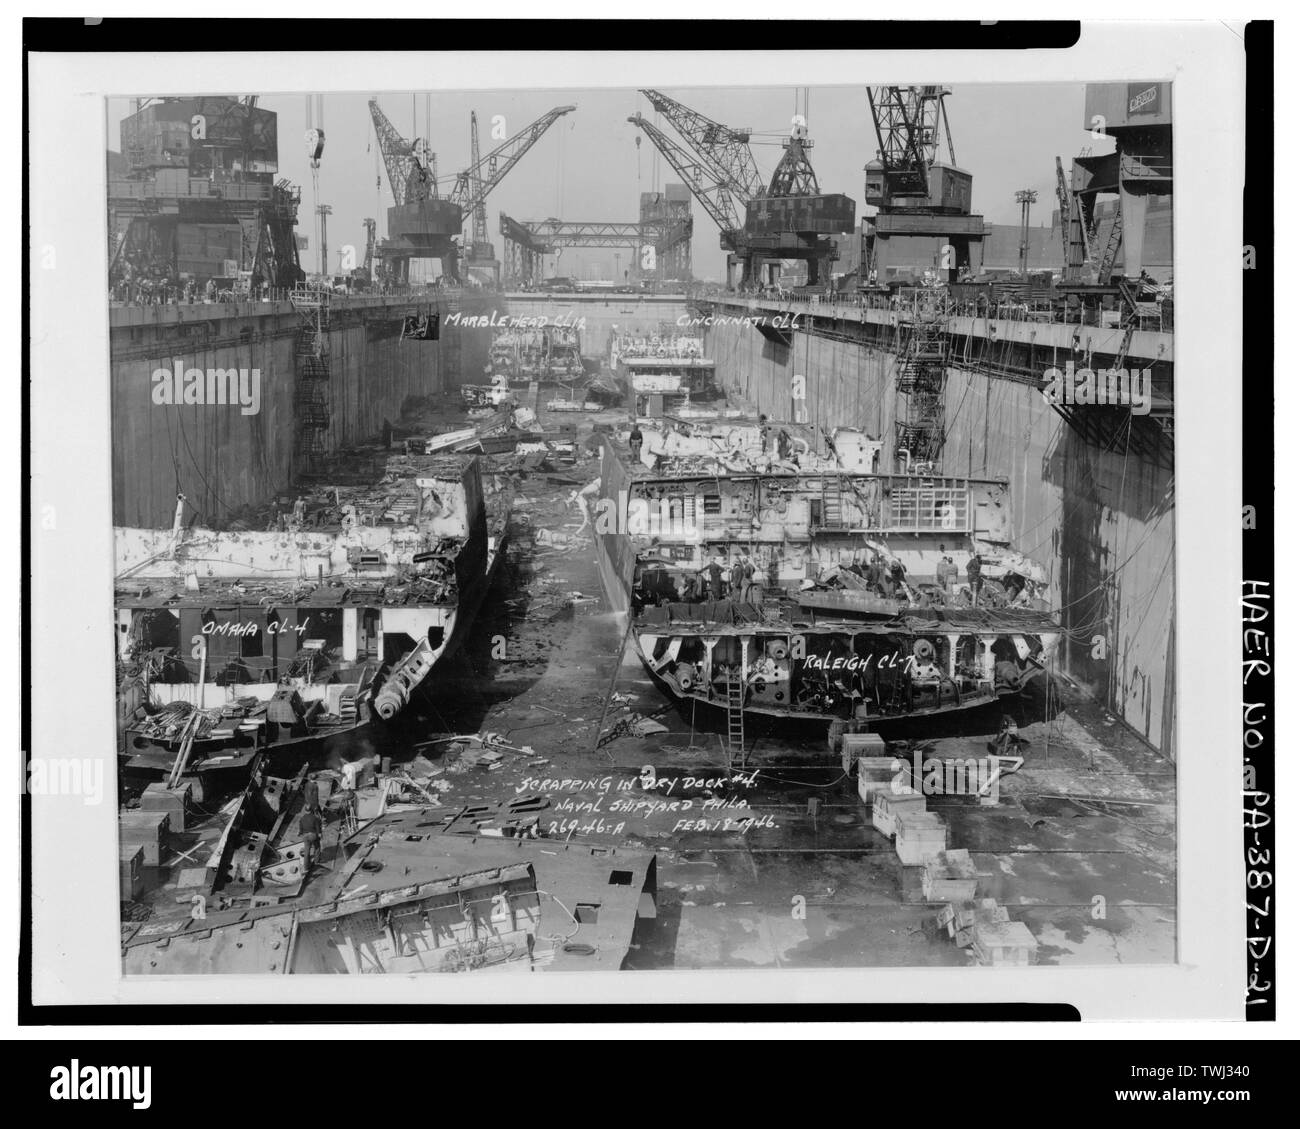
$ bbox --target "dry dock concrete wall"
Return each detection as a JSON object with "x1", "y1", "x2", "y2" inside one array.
[
  {"x1": 109, "y1": 295, "x2": 490, "y2": 528},
  {"x1": 703, "y1": 318, "x2": 1176, "y2": 758},
  {"x1": 499, "y1": 294, "x2": 692, "y2": 358}
]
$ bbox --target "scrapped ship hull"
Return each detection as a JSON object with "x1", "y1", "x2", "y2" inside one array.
[
  {"x1": 120, "y1": 717, "x2": 371, "y2": 778},
  {"x1": 633, "y1": 628, "x2": 1019, "y2": 730},
  {"x1": 395, "y1": 532, "x2": 507, "y2": 714},
  {"x1": 642, "y1": 662, "x2": 1006, "y2": 731}
]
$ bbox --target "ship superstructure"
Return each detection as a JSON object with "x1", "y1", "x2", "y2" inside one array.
[
  {"x1": 489, "y1": 321, "x2": 584, "y2": 386},
  {"x1": 611, "y1": 325, "x2": 720, "y2": 416},
  {"x1": 115, "y1": 453, "x2": 507, "y2": 777},
  {"x1": 596, "y1": 417, "x2": 1059, "y2": 728}
]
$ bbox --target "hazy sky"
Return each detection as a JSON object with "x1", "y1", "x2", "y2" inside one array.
[{"x1": 109, "y1": 84, "x2": 1116, "y2": 280}]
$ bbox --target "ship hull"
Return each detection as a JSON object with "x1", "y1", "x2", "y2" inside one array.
[
  {"x1": 120, "y1": 716, "x2": 372, "y2": 778},
  {"x1": 635, "y1": 636, "x2": 1009, "y2": 731}
]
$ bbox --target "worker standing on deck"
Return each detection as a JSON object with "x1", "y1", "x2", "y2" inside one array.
[
  {"x1": 935, "y1": 546, "x2": 958, "y2": 593},
  {"x1": 966, "y1": 553, "x2": 984, "y2": 604},
  {"x1": 776, "y1": 428, "x2": 792, "y2": 462},
  {"x1": 738, "y1": 550, "x2": 757, "y2": 604},
  {"x1": 729, "y1": 555, "x2": 746, "y2": 603},
  {"x1": 707, "y1": 555, "x2": 725, "y2": 602},
  {"x1": 299, "y1": 799, "x2": 322, "y2": 875}
]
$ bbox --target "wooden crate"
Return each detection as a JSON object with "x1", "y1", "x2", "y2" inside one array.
[
  {"x1": 921, "y1": 848, "x2": 979, "y2": 902},
  {"x1": 972, "y1": 918, "x2": 1038, "y2": 966},
  {"x1": 119, "y1": 843, "x2": 144, "y2": 901},
  {"x1": 842, "y1": 732, "x2": 886, "y2": 775},
  {"x1": 856, "y1": 756, "x2": 902, "y2": 802},
  {"x1": 140, "y1": 781, "x2": 191, "y2": 832},
  {"x1": 895, "y1": 811, "x2": 947, "y2": 866},
  {"x1": 119, "y1": 809, "x2": 170, "y2": 867},
  {"x1": 872, "y1": 790, "x2": 927, "y2": 839},
  {"x1": 939, "y1": 897, "x2": 1008, "y2": 947}
]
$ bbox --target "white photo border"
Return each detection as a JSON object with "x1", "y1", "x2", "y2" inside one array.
[{"x1": 24, "y1": 22, "x2": 1246, "y2": 1020}]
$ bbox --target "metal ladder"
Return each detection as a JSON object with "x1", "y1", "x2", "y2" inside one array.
[
  {"x1": 725, "y1": 673, "x2": 746, "y2": 766},
  {"x1": 819, "y1": 480, "x2": 844, "y2": 530}
]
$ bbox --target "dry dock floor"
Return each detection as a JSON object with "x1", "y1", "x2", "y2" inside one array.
[
  {"x1": 125, "y1": 393, "x2": 1177, "y2": 970},
  {"x1": 424, "y1": 506, "x2": 1176, "y2": 970}
]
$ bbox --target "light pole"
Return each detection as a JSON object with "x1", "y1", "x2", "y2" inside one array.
[{"x1": 1015, "y1": 189, "x2": 1038, "y2": 276}]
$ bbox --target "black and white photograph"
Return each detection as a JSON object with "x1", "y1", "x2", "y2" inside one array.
[
  {"x1": 103, "y1": 75, "x2": 1181, "y2": 975},
  {"x1": 22, "y1": 16, "x2": 1269, "y2": 1039}
]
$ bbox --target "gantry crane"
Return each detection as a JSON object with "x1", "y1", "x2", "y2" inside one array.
[
  {"x1": 369, "y1": 97, "x2": 574, "y2": 283},
  {"x1": 862, "y1": 87, "x2": 981, "y2": 467},
  {"x1": 628, "y1": 89, "x2": 853, "y2": 290},
  {"x1": 862, "y1": 85, "x2": 984, "y2": 284}
]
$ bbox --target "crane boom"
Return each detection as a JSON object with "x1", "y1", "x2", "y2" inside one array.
[
  {"x1": 639, "y1": 89, "x2": 764, "y2": 203},
  {"x1": 627, "y1": 113, "x2": 746, "y2": 251},
  {"x1": 451, "y1": 104, "x2": 576, "y2": 217},
  {"x1": 368, "y1": 97, "x2": 436, "y2": 207}
]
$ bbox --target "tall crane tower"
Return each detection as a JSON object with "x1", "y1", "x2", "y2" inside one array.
[
  {"x1": 369, "y1": 97, "x2": 574, "y2": 285},
  {"x1": 349, "y1": 217, "x2": 377, "y2": 287},
  {"x1": 462, "y1": 111, "x2": 495, "y2": 282},
  {"x1": 863, "y1": 85, "x2": 984, "y2": 284}
]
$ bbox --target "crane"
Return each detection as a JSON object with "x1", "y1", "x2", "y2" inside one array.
[
  {"x1": 1054, "y1": 154, "x2": 1096, "y2": 282},
  {"x1": 862, "y1": 85, "x2": 982, "y2": 283},
  {"x1": 354, "y1": 217, "x2": 377, "y2": 286},
  {"x1": 369, "y1": 97, "x2": 573, "y2": 283},
  {"x1": 638, "y1": 89, "x2": 764, "y2": 205},
  {"x1": 368, "y1": 98, "x2": 437, "y2": 208},
  {"x1": 449, "y1": 104, "x2": 576, "y2": 219},
  {"x1": 865, "y1": 85, "x2": 956, "y2": 205},
  {"x1": 766, "y1": 117, "x2": 818, "y2": 196},
  {"x1": 629, "y1": 91, "x2": 853, "y2": 289},
  {"x1": 626, "y1": 112, "x2": 748, "y2": 251},
  {"x1": 451, "y1": 104, "x2": 574, "y2": 285},
  {"x1": 466, "y1": 112, "x2": 489, "y2": 254}
]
